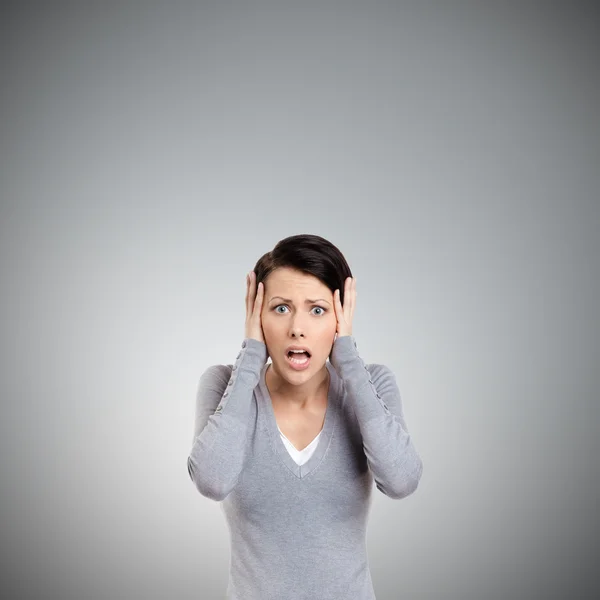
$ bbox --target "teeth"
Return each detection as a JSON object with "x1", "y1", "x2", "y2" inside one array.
[{"x1": 288, "y1": 354, "x2": 309, "y2": 364}]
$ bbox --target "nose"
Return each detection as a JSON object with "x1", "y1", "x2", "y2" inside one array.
[{"x1": 289, "y1": 313, "x2": 307, "y2": 338}]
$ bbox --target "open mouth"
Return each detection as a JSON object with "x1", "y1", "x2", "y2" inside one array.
[{"x1": 285, "y1": 350, "x2": 311, "y2": 367}]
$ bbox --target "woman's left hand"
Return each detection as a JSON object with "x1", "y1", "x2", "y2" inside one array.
[{"x1": 333, "y1": 276, "x2": 356, "y2": 338}]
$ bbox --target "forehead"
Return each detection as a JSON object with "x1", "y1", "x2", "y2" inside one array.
[{"x1": 266, "y1": 267, "x2": 329, "y2": 294}]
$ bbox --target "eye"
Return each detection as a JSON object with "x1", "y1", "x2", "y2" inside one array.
[{"x1": 273, "y1": 305, "x2": 327, "y2": 316}]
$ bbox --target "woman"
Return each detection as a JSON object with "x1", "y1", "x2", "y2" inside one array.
[{"x1": 188, "y1": 233, "x2": 423, "y2": 600}]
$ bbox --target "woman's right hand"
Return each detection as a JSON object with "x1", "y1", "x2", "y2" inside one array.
[{"x1": 245, "y1": 271, "x2": 266, "y2": 344}]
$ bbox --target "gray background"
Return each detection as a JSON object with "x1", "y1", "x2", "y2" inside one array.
[{"x1": 1, "y1": 1, "x2": 598, "y2": 599}]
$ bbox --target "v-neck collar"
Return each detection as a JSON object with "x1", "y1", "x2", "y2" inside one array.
[{"x1": 258, "y1": 360, "x2": 340, "y2": 479}]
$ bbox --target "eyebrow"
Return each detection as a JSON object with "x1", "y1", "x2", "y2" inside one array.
[{"x1": 270, "y1": 296, "x2": 331, "y2": 306}]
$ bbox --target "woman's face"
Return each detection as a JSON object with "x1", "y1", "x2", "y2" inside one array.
[{"x1": 261, "y1": 267, "x2": 337, "y2": 383}]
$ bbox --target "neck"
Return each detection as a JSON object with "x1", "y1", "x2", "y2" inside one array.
[{"x1": 266, "y1": 362, "x2": 330, "y2": 410}]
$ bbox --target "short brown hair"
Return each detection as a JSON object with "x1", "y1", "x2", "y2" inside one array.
[{"x1": 253, "y1": 234, "x2": 353, "y2": 306}]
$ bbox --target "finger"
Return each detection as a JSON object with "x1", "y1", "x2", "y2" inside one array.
[
  {"x1": 247, "y1": 272, "x2": 257, "y2": 316},
  {"x1": 253, "y1": 281, "x2": 263, "y2": 314},
  {"x1": 245, "y1": 272, "x2": 253, "y2": 314},
  {"x1": 245, "y1": 273, "x2": 250, "y2": 311},
  {"x1": 345, "y1": 277, "x2": 352, "y2": 320},
  {"x1": 335, "y1": 288, "x2": 345, "y2": 326},
  {"x1": 334, "y1": 288, "x2": 342, "y2": 316},
  {"x1": 332, "y1": 289, "x2": 339, "y2": 322}
]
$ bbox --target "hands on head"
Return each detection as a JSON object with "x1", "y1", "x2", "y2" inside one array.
[
  {"x1": 333, "y1": 276, "x2": 356, "y2": 338},
  {"x1": 245, "y1": 271, "x2": 266, "y2": 344},
  {"x1": 244, "y1": 269, "x2": 357, "y2": 346}
]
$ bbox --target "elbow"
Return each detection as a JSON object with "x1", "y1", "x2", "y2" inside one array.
[
  {"x1": 394, "y1": 474, "x2": 421, "y2": 500},
  {"x1": 389, "y1": 456, "x2": 424, "y2": 500},
  {"x1": 187, "y1": 456, "x2": 231, "y2": 502}
]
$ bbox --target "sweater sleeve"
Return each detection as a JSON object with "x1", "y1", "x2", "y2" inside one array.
[
  {"x1": 329, "y1": 335, "x2": 423, "y2": 499},
  {"x1": 187, "y1": 338, "x2": 268, "y2": 501}
]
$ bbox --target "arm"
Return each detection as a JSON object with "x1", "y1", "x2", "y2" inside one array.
[
  {"x1": 187, "y1": 337, "x2": 267, "y2": 501},
  {"x1": 330, "y1": 335, "x2": 423, "y2": 499}
]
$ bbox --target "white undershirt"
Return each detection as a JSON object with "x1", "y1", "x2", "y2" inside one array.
[{"x1": 277, "y1": 426, "x2": 322, "y2": 466}]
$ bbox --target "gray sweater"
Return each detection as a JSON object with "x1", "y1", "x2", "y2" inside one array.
[{"x1": 188, "y1": 335, "x2": 423, "y2": 600}]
